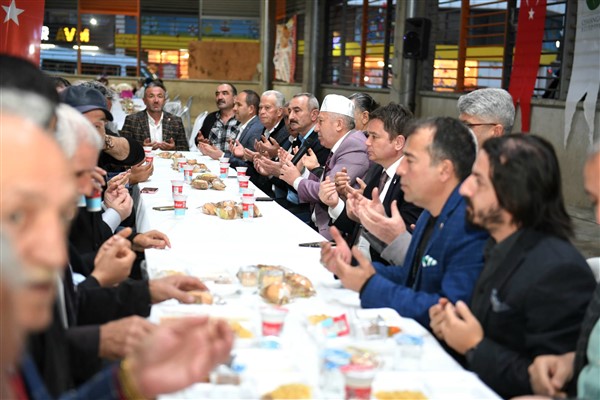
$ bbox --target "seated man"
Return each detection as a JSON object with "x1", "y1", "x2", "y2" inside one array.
[
  {"x1": 527, "y1": 142, "x2": 600, "y2": 400},
  {"x1": 120, "y1": 80, "x2": 188, "y2": 151},
  {"x1": 280, "y1": 94, "x2": 369, "y2": 239},
  {"x1": 429, "y1": 135, "x2": 596, "y2": 398},
  {"x1": 196, "y1": 83, "x2": 239, "y2": 150},
  {"x1": 200, "y1": 89, "x2": 264, "y2": 166},
  {"x1": 321, "y1": 117, "x2": 489, "y2": 326},
  {"x1": 321, "y1": 102, "x2": 422, "y2": 264}
]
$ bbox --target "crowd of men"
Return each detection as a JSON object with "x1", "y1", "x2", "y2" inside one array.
[{"x1": 0, "y1": 52, "x2": 598, "y2": 400}]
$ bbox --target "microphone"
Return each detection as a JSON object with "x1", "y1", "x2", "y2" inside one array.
[{"x1": 291, "y1": 133, "x2": 318, "y2": 165}]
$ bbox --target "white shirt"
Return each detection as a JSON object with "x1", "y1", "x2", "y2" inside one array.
[
  {"x1": 328, "y1": 157, "x2": 401, "y2": 221},
  {"x1": 147, "y1": 111, "x2": 164, "y2": 143},
  {"x1": 264, "y1": 119, "x2": 283, "y2": 139}
]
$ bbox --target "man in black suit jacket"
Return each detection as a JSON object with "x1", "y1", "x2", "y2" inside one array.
[
  {"x1": 321, "y1": 103, "x2": 421, "y2": 264},
  {"x1": 254, "y1": 93, "x2": 329, "y2": 218},
  {"x1": 429, "y1": 134, "x2": 596, "y2": 398},
  {"x1": 120, "y1": 81, "x2": 188, "y2": 151}
]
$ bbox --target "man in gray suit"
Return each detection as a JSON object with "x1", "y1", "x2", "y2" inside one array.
[
  {"x1": 280, "y1": 94, "x2": 370, "y2": 239},
  {"x1": 200, "y1": 90, "x2": 263, "y2": 167}
]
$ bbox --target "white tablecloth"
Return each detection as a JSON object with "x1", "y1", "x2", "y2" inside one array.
[{"x1": 135, "y1": 153, "x2": 501, "y2": 399}]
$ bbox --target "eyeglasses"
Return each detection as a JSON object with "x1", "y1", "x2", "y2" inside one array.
[{"x1": 463, "y1": 122, "x2": 498, "y2": 128}]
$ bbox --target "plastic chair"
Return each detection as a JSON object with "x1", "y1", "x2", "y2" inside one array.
[
  {"x1": 172, "y1": 94, "x2": 180, "y2": 102},
  {"x1": 164, "y1": 101, "x2": 181, "y2": 116},
  {"x1": 188, "y1": 111, "x2": 208, "y2": 152}
]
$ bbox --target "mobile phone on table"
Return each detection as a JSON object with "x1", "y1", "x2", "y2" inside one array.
[
  {"x1": 141, "y1": 187, "x2": 159, "y2": 194},
  {"x1": 299, "y1": 241, "x2": 336, "y2": 248},
  {"x1": 152, "y1": 205, "x2": 175, "y2": 211},
  {"x1": 255, "y1": 197, "x2": 273, "y2": 201}
]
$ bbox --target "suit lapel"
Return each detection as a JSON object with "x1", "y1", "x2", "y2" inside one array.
[
  {"x1": 238, "y1": 118, "x2": 255, "y2": 144},
  {"x1": 139, "y1": 112, "x2": 151, "y2": 140},
  {"x1": 383, "y1": 174, "x2": 401, "y2": 215},
  {"x1": 471, "y1": 229, "x2": 541, "y2": 323}
]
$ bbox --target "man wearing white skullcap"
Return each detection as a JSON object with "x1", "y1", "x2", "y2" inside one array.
[{"x1": 280, "y1": 94, "x2": 370, "y2": 239}]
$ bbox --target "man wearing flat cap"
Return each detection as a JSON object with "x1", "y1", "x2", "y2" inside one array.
[{"x1": 280, "y1": 94, "x2": 370, "y2": 239}]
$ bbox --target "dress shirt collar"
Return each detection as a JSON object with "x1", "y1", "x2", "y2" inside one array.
[{"x1": 330, "y1": 130, "x2": 352, "y2": 154}]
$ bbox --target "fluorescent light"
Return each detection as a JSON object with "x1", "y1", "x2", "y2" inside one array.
[
  {"x1": 90, "y1": 17, "x2": 97, "y2": 26},
  {"x1": 41, "y1": 43, "x2": 56, "y2": 49},
  {"x1": 73, "y1": 45, "x2": 99, "y2": 51}
]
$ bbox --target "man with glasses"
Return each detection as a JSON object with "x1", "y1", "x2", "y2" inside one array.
[{"x1": 457, "y1": 88, "x2": 515, "y2": 144}]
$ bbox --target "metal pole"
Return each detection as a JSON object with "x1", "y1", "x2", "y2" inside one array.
[
  {"x1": 382, "y1": 0, "x2": 393, "y2": 88},
  {"x1": 198, "y1": 0, "x2": 203, "y2": 40},
  {"x1": 359, "y1": 0, "x2": 368, "y2": 86},
  {"x1": 136, "y1": 0, "x2": 141, "y2": 77},
  {"x1": 77, "y1": 0, "x2": 81, "y2": 74},
  {"x1": 260, "y1": 0, "x2": 273, "y2": 93},
  {"x1": 398, "y1": 0, "x2": 417, "y2": 110}
]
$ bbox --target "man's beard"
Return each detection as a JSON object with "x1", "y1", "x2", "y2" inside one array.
[{"x1": 465, "y1": 198, "x2": 504, "y2": 230}]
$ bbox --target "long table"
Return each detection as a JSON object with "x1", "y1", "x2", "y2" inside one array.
[{"x1": 135, "y1": 152, "x2": 501, "y2": 399}]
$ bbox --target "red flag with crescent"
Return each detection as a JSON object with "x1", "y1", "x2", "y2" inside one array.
[
  {"x1": 1, "y1": 0, "x2": 45, "y2": 64},
  {"x1": 508, "y1": 0, "x2": 547, "y2": 132}
]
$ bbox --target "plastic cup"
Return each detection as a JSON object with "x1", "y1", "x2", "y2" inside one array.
[
  {"x1": 340, "y1": 365, "x2": 376, "y2": 400},
  {"x1": 171, "y1": 180, "x2": 184, "y2": 197},
  {"x1": 183, "y1": 165, "x2": 194, "y2": 183},
  {"x1": 145, "y1": 153, "x2": 154, "y2": 164},
  {"x1": 219, "y1": 156, "x2": 230, "y2": 163},
  {"x1": 241, "y1": 194, "x2": 255, "y2": 219},
  {"x1": 85, "y1": 188, "x2": 102, "y2": 212},
  {"x1": 173, "y1": 194, "x2": 187, "y2": 216},
  {"x1": 236, "y1": 166, "x2": 248, "y2": 177},
  {"x1": 219, "y1": 162, "x2": 230, "y2": 179},
  {"x1": 143, "y1": 146, "x2": 152, "y2": 154},
  {"x1": 261, "y1": 306, "x2": 288, "y2": 337},
  {"x1": 177, "y1": 157, "x2": 187, "y2": 172},
  {"x1": 238, "y1": 175, "x2": 250, "y2": 194},
  {"x1": 236, "y1": 265, "x2": 259, "y2": 287}
]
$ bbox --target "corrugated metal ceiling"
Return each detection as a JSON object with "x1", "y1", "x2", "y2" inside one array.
[{"x1": 45, "y1": 0, "x2": 262, "y2": 17}]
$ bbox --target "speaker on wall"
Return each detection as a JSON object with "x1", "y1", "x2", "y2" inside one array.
[{"x1": 403, "y1": 18, "x2": 431, "y2": 60}]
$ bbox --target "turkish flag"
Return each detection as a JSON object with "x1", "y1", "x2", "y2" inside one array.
[
  {"x1": 508, "y1": 0, "x2": 546, "y2": 132},
  {"x1": 1, "y1": 0, "x2": 45, "y2": 64}
]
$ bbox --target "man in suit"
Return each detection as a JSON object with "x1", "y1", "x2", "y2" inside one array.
[
  {"x1": 196, "y1": 83, "x2": 239, "y2": 151},
  {"x1": 527, "y1": 142, "x2": 600, "y2": 400},
  {"x1": 0, "y1": 112, "x2": 233, "y2": 400},
  {"x1": 321, "y1": 103, "x2": 422, "y2": 264},
  {"x1": 245, "y1": 90, "x2": 289, "y2": 196},
  {"x1": 201, "y1": 89, "x2": 263, "y2": 167},
  {"x1": 120, "y1": 80, "x2": 188, "y2": 151},
  {"x1": 254, "y1": 93, "x2": 329, "y2": 220},
  {"x1": 428, "y1": 135, "x2": 596, "y2": 398},
  {"x1": 321, "y1": 117, "x2": 489, "y2": 327},
  {"x1": 280, "y1": 94, "x2": 370, "y2": 239}
]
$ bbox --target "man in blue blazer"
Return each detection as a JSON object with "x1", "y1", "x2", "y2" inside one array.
[{"x1": 321, "y1": 117, "x2": 488, "y2": 327}]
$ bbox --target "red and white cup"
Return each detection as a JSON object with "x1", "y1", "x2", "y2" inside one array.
[
  {"x1": 171, "y1": 180, "x2": 184, "y2": 197},
  {"x1": 177, "y1": 157, "x2": 187, "y2": 172},
  {"x1": 340, "y1": 365, "x2": 376, "y2": 400},
  {"x1": 261, "y1": 306, "x2": 288, "y2": 337},
  {"x1": 219, "y1": 156, "x2": 230, "y2": 163},
  {"x1": 236, "y1": 166, "x2": 248, "y2": 177},
  {"x1": 173, "y1": 194, "x2": 187, "y2": 217},
  {"x1": 143, "y1": 146, "x2": 152, "y2": 154},
  {"x1": 238, "y1": 175, "x2": 250, "y2": 194},
  {"x1": 241, "y1": 193, "x2": 255, "y2": 219},
  {"x1": 85, "y1": 188, "x2": 102, "y2": 212},
  {"x1": 145, "y1": 153, "x2": 154, "y2": 164},
  {"x1": 183, "y1": 165, "x2": 194, "y2": 183},
  {"x1": 219, "y1": 162, "x2": 230, "y2": 179}
]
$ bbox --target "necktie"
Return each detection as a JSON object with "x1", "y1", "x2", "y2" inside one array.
[
  {"x1": 377, "y1": 171, "x2": 389, "y2": 194},
  {"x1": 322, "y1": 153, "x2": 333, "y2": 178}
]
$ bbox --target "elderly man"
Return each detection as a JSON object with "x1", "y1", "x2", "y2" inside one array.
[
  {"x1": 428, "y1": 135, "x2": 596, "y2": 398},
  {"x1": 120, "y1": 80, "x2": 188, "y2": 151},
  {"x1": 321, "y1": 117, "x2": 489, "y2": 326},
  {"x1": 280, "y1": 94, "x2": 369, "y2": 239},
  {"x1": 457, "y1": 87, "x2": 515, "y2": 144},
  {"x1": 0, "y1": 112, "x2": 233, "y2": 400},
  {"x1": 252, "y1": 93, "x2": 329, "y2": 220},
  {"x1": 200, "y1": 89, "x2": 264, "y2": 164},
  {"x1": 197, "y1": 83, "x2": 239, "y2": 151},
  {"x1": 526, "y1": 143, "x2": 600, "y2": 400},
  {"x1": 323, "y1": 103, "x2": 422, "y2": 264}
]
